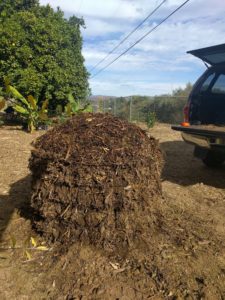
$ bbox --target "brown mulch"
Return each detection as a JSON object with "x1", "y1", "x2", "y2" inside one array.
[{"x1": 29, "y1": 113, "x2": 162, "y2": 256}]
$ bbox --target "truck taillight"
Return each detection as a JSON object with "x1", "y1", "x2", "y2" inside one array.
[{"x1": 183, "y1": 103, "x2": 190, "y2": 122}]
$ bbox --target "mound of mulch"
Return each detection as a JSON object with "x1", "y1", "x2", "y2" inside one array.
[{"x1": 29, "y1": 113, "x2": 162, "y2": 255}]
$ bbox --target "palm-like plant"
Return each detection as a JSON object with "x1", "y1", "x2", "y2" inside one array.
[
  {"x1": 5, "y1": 82, "x2": 48, "y2": 132},
  {"x1": 65, "y1": 92, "x2": 92, "y2": 116}
]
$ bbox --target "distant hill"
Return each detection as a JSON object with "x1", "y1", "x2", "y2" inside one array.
[{"x1": 89, "y1": 95, "x2": 116, "y2": 101}]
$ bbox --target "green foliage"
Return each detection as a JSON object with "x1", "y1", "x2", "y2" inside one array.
[
  {"x1": 65, "y1": 93, "x2": 92, "y2": 116},
  {"x1": 0, "y1": 0, "x2": 39, "y2": 19},
  {"x1": 146, "y1": 112, "x2": 156, "y2": 128},
  {"x1": 6, "y1": 83, "x2": 48, "y2": 132},
  {"x1": 142, "y1": 83, "x2": 192, "y2": 124},
  {"x1": 0, "y1": 1, "x2": 89, "y2": 109}
]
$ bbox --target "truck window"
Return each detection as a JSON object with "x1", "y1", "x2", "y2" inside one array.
[
  {"x1": 200, "y1": 73, "x2": 215, "y2": 92},
  {"x1": 211, "y1": 74, "x2": 225, "y2": 94}
]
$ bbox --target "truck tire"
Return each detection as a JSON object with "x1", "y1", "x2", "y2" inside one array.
[{"x1": 202, "y1": 150, "x2": 225, "y2": 168}]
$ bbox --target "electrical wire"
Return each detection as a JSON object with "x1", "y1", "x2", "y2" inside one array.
[
  {"x1": 89, "y1": 0, "x2": 167, "y2": 73},
  {"x1": 91, "y1": 0, "x2": 191, "y2": 79},
  {"x1": 77, "y1": 0, "x2": 83, "y2": 15}
]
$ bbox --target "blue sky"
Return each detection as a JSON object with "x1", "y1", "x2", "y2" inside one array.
[{"x1": 40, "y1": 0, "x2": 225, "y2": 96}]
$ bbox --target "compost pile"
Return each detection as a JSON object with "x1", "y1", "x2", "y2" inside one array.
[{"x1": 29, "y1": 113, "x2": 162, "y2": 254}]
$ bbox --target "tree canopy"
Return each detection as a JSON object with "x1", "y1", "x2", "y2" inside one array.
[{"x1": 0, "y1": 0, "x2": 89, "y2": 108}]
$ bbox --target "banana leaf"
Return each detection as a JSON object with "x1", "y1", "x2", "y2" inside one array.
[
  {"x1": 7, "y1": 85, "x2": 29, "y2": 106},
  {"x1": 41, "y1": 99, "x2": 48, "y2": 112},
  {"x1": 38, "y1": 112, "x2": 48, "y2": 121},
  {"x1": 14, "y1": 104, "x2": 29, "y2": 115},
  {"x1": 65, "y1": 103, "x2": 72, "y2": 116},
  {"x1": 72, "y1": 100, "x2": 80, "y2": 113},
  {"x1": 0, "y1": 99, "x2": 6, "y2": 111},
  {"x1": 68, "y1": 93, "x2": 80, "y2": 113},
  {"x1": 83, "y1": 103, "x2": 93, "y2": 113},
  {"x1": 68, "y1": 93, "x2": 75, "y2": 104},
  {"x1": 27, "y1": 95, "x2": 37, "y2": 110}
]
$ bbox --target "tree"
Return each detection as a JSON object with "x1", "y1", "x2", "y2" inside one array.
[
  {"x1": 0, "y1": 0, "x2": 39, "y2": 20},
  {"x1": 0, "y1": 0, "x2": 89, "y2": 109}
]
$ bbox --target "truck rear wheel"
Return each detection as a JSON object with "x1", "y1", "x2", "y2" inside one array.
[{"x1": 202, "y1": 150, "x2": 225, "y2": 168}]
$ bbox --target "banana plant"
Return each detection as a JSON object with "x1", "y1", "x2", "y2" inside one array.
[
  {"x1": 65, "y1": 92, "x2": 92, "y2": 117},
  {"x1": 5, "y1": 83, "x2": 48, "y2": 133},
  {"x1": 0, "y1": 97, "x2": 6, "y2": 111}
]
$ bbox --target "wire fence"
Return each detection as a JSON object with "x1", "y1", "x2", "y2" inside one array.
[
  {"x1": 0, "y1": 95, "x2": 187, "y2": 127},
  {"x1": 91, "y1": 95, "x2": 187, "y2": 124}
]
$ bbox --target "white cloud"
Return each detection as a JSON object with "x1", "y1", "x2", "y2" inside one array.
[
  {"x1": 39, "y1": 0, "x2": 225, "y2": 96},
  {"x1": 40, "y1": 0, "x2": 142, "y2": 20},
  {"x1": 81, "y1": 19, "x2": 126, "y2": 37}
]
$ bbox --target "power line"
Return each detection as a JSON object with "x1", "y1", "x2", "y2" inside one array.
[
  {"x1": 91, "y1": 0, "x2": 191, "y2": 79},
  {"x1": 77, "y1": 0, "x2": 83, "y2": 14},
  {"x1": 89, "y1": 0, "x2": 167, "y2": 73}
]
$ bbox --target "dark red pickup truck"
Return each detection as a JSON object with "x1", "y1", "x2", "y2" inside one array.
[{"x1": 172, "y1": 43, "x2": 225, "y2": 167}]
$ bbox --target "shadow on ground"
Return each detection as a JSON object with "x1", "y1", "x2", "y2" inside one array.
[
  {"x1": 0, "y1": 175, "x2": 32, "y2": 243},
  {"x1": 161, "y1": 140, "x2": 225, "y2": 189}
]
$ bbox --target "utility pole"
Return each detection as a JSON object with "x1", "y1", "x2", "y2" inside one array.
[
  {"x1": 97, "y1": 97, "x2": 101, "y2": 113},
  {"x1": 103, "y1": 97, "x2": 105, "y2": 113},
  {"x1": 129, "y1": 96, "x2": 132, "y2": 122},
  {"x1": 114, "y1": 98, "x2": 117, "y2": 116}
]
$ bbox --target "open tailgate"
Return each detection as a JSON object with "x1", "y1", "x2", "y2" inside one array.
[
  {"x1": 188, "y1": 43, "x2": 225, "y2": 66},
  {"x1": 172, "y1": 125, "x2": 225, "y2": 138}
]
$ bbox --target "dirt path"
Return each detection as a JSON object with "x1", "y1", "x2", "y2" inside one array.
[{"x1": 0, "y1": 124, "x2": 225, "y2": 299}]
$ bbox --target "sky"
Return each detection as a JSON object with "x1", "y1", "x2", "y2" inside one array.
[{"x1": 40, "y1": 0, "x2": 225, "y2": 96}]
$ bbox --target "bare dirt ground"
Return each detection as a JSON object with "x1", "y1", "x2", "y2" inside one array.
[{"x1": 0, "y1": 123, "x2": 225, "y2": 299}]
